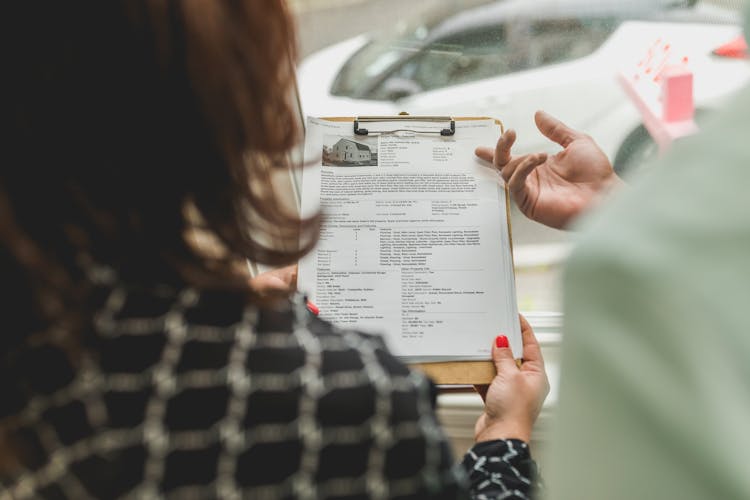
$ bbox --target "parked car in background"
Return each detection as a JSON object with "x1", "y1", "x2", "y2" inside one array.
[{"x1": 297, "y1": 0, "x2": 749, "y2": 176}]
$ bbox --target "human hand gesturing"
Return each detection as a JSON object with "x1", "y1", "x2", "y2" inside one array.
[{"x1": 476, "y1": 111, "x2": 623, "y2": 229}]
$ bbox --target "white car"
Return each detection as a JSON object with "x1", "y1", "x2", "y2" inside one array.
[{"x1": 298, "y1": 0, "x2": 749, "y2": 175}]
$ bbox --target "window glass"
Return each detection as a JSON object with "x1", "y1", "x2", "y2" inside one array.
[
  {"x1": 524, "y1": 18, "x2": 616, "y2": 67},
  {"x1": 330, "y1": 28, "x2": 424, "y2": 98},
  {"x1": 397, "y1": 26, "x2": 509, "y2": 92},
  {"x1": 368, "y1": 16, "x2": 618, "y2": 98}
]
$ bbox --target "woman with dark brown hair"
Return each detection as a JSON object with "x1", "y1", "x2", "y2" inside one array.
[{"x1": 0, "y1": 1, "x2": 547, "y2": 498}]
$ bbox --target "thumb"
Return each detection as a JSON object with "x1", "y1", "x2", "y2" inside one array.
[
  {"x1": 251, "y1": 274, "x2": 288, "y2": 292},
  {"x1": 492, "y1": 334, "x2": 518, "y2": 373},
  {"x1": 534, "y1": 110, "x2": 580, "y2": 148}
]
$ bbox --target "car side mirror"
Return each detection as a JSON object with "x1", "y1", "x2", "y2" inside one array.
[{"x1": 380, "y1": 77, "x2": 422, "y2": 101}]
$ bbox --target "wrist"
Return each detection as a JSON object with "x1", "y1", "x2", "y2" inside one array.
[
  {"x1": 585, "y1": 171, "x2": 625, "y2": 217},
  {"x1": 475, "y1": 420, "x2": 532, "y2": 444},
  {"x1": 604, "y1": 171, "x2": 625, "y2": 192}
]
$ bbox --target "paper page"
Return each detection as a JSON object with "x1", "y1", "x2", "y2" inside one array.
[{"x1": 298, "y1": 118, "x2": 521, "y2": 360}]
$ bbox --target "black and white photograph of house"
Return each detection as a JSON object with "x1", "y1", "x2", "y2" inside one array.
[{"x1": 322, "y1": 135, "x2": 378, "y2": 167}]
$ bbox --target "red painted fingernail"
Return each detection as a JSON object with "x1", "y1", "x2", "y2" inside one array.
[
  {"x1": 306, "y1": 301, "x2": 319, "y2": 316},
  {"x1": 495, "y1": 335, "x2": 509, "y2": 348}
]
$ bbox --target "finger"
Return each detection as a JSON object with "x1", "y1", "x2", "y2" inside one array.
[
  {"x1": 276, "y1": 265, "x2": 298, "y2": 288},
  {"x1": 507, "y1": 153, "x2": 547, "y2": 194},
  {"x1": 492, "y1": 334, "x2": 518, "y2": 373},
  {"x1": 518, "y1": 314, "x2": 545, "y2": 372},
  {"x1": 474, "y1": 146, "x2": 494, "y2": 163},
  {"x1": 500, "y1": 154, "x2": 527, "y2": 183},
  {"x1": 501, "y1": 148, "x2": 548, "y2": 184},
  {"x1": 534, "y1": 110, "x2": 581, "y2": 148},
  {"x1": 250, "y1": 265, "x2": 298, "y2": 293},
  {"x1": 494, "y1": 129, "x2": 516, "y2": 168},
  {"x1": 251, "y1": 274, "x2": 289, "y2": 293},
  {"x1": 475, "y1": 129, "x2": 516, "y2": 168}
]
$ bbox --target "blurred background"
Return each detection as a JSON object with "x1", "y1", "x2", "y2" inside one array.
[
  {"x1": 291, "y1": 0, "x2": 747, "y2": 314},
  {"x1": 288, "y1": 0, "x2": 748, "y2": 457}
]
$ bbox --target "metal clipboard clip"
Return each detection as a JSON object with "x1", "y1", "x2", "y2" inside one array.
[{"x1": 353, "y1": 115, "x2": 455, "y2": 136}]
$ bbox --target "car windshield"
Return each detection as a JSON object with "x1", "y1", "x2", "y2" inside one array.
[
  {"x1": 328, "y1": 0, "x2": 509, "y2": 98},
  {"x1": 331, "y1": 15, "x2": 618, "y2": 99},
  {"x1": 328, "y1": 0, "x2": 736, "y2": 101},
  {"x1": 330, "y1": 20, "x2": 439, "y2": 97}
]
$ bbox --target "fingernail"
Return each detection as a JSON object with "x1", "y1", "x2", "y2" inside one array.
[
  {"x1": 495, "y1": 335, "x2": 509, "y2": 348},
  {"x1": 306, "y1": 301, "x2": 319, "y2": 316}
]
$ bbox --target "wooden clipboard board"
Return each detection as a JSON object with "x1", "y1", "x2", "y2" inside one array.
[{"x1": 317, "y1": 115, "x2": 516, "y2": 385}]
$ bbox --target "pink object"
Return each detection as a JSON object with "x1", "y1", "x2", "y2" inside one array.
[
  {"x1": 661, "y1": 65, "x2": 694, "y2": 122},
  {"x1": 712, "y1": 35, "x2": 748, "y2": 59},
  {"x1": 306, "y1": 300, "x2": 320, "y2": 316},
  {"x1": 619, "y1": 63, "x2": 698, "y2": 153},
  {"x1": 618, "y1": 37, "x2": 699, "y2": 152}
]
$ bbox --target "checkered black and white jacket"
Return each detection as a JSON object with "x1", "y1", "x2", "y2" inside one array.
[{"x1": 0, "y1": 274, "x2": 539, "y2": 499}]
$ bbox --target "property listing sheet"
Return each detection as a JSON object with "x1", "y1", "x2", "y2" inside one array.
[{"x1": 297, "y1": 118, "x2": 520, "y2": 361}]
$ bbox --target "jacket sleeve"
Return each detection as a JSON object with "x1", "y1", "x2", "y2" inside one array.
[{"x1": 461, "y1": 439, "x2": 541, "y2": 499}]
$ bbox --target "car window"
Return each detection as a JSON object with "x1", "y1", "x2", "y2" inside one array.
[
  {"x1": 367, "y1": 16, "x2": 617, "y2": 99},
  {"x1": 366, "y1": 26, "x2": 511, "y2": 98},
  {"x1": 524, "y1": 18, "x2": 617, "y2": 68},
  {"x1": 409, "y1": 26, "x2": 510, "y2": 92},
  {"x1": 328, "y1": 2, "x2": 493, "y2": 98},
  {"x1": 331, "y1": 39, "x2": 421, "y2": 98}
]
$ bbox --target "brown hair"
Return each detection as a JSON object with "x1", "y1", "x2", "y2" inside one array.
[{"x1": 0, "y1": 0, "x2": 317, "y2": 469}]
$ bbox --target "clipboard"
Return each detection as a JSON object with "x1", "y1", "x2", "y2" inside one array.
[{"x1": 316, "y1": 115, "x2": 516, "y2": 385}]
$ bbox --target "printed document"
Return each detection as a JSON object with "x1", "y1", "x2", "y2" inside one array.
[{"x1": 298, "y1": 118, "x2": 521, "y2": 361}]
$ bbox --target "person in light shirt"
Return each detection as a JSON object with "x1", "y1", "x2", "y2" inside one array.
[{"x1": 479, "y1": 6, "x2": 750, "y2": 495}]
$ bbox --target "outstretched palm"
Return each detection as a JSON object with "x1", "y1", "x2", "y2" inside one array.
[{"x1": 476, "y1": 111, "x2": 623, "y2": 229}]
